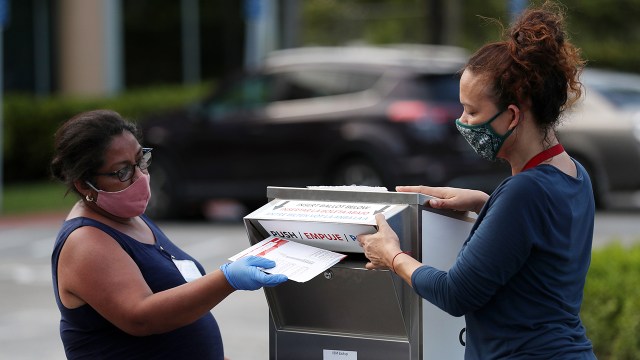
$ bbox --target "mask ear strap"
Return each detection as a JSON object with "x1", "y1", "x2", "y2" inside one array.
[
  {"x1": 73, "y1": 178, "x2": 96, "y2": 203},
  {"x1": 85, "y1": 180, "x2": 101, "y2": 192},
  {"x1": 83, "y1": 180, "x2": 100, "y2": 202}
]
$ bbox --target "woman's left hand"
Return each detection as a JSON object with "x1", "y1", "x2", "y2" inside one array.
[{"x1": 357, "y1": 214, "x2": 402, "y2": 270}]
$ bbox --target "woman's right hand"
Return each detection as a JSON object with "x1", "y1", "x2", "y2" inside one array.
[
  {"x1": 220, "y1": 256, "x2": 288, "y2": 291},
  {"x1": 396, "y1": 185, "x2": 489, "y2": 214}
]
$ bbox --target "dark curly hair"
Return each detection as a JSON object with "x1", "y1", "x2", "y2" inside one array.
[
  {"x1": 464, "y1": 1, "x2": 585, "y2": 142},
  {"x1": 50, "y1": 110, "x2": 141, "y2": 197}
]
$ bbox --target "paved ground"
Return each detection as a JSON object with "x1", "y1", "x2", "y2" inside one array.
[{"x1": 0, "y1": 209, "x2": 639, "y2": 360}]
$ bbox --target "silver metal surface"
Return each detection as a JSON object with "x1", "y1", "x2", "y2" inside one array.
[
  {"x1": 245, "y1": 186, "x2": 471, "y2": 359},
  {"x1": 266, "y1": 186, "x2": 431, "y2": 205},
  {"x1": 246, "y1": 188, "x2": 420, "y2": 359}
]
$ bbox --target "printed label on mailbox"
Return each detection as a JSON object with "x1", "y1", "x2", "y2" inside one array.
[{"x1": 323, "y1": 349, "x2": 357, "y2": 359}]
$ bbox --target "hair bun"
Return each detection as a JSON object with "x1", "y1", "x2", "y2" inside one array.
[
  {"x1": 509, "y1": 4, "x2": 566, "y2": 50},
  {"x1": 514, "y1": 31, "x2": 525, "y2": 44}
]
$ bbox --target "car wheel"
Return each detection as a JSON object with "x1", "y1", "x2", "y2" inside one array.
[
  {"x1": 573, "y1": 155, "x2": 609, "y2": 209},
  {"x1": 330, "y1": 158, "x2": 385, "y2": 187}
]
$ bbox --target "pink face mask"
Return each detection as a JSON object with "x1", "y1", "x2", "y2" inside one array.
[{"x1": 86, "y1": 173, "x2": 151, "y2": 218}]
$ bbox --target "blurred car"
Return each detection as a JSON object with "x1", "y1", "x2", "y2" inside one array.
[
  {"x1": 559, "y1": 68, "x2": 640, "y2": 209},
  {"x1": 139, "y1": 44, "x2": 511, "y2": 218}
]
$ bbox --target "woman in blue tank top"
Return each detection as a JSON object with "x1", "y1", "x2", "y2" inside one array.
[
  {"x1": 358, "y1": 3, "x2": 597, "y2": 359},
  {"x1": 50, "y1": 110, "x2": 287, "y2": 359}
]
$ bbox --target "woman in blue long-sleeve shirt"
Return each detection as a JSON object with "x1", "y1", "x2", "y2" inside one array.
[{"x1": 358, "y1": 3, "x2": 597, "y2": 359}]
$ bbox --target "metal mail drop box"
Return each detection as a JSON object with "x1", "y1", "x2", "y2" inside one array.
[{"x1": 243, "y1": 186, "x2": 476, "y2": 360}]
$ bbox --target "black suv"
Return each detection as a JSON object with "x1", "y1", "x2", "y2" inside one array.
[{"x1": 140, "y1": 45, "x2": 509, "y2": 218}]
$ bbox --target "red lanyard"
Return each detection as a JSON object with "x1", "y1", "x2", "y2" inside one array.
[{"x1": 521, "y1": 144, "x2": 565, "y2": 171}]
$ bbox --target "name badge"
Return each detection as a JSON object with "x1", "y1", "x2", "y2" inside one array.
[{"x1": 172, "y1": 259, "x2": 203, "y2": 282}]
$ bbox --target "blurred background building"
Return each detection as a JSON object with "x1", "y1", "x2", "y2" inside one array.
[
  {"x1": 4, "y1": 0, "x2": 250, "y2": 97},
  {"x1": 1, "y1": 0, "x2": 523, "y2": 96},
  {"x1": 2, "y1": 0, "x2": 640, "y2": 214},
  {"x1": 4, "y1": 0, "x2": 640, "y2": 97}
]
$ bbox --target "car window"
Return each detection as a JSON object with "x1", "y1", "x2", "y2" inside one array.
[
  {"x1": 206, "y1": 75, "x2": 272, "y2": 119},
  {"x1": 205, "y1": 68, "x2": 383, "y2": 119},
  {"x1": 590, "y1": 86, "x2": 640, "y2": 110},
  {"x1": 390, "y1": 73, "x2": 460, "y2": 102},
  {"x1": 582, "y1": 70, "x2": 640, "y2": 111},
  {"x1": 271, "y1": 69, "x2": 381, "y2": 101}
]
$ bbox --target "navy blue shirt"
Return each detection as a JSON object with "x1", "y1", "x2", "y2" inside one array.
[
  {"x1": 412, "y1": 161, "x2": 596, "y2": 359},
  {"x1": 51, "y1": 215, "x2": 224, "y2": 359}
]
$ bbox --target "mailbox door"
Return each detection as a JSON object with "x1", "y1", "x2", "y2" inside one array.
[
  {"x1": 420, "y1": 209, "x2": 474, "y2": 359},
  {"x1": 266, "y1": 263, "x2": 414, "y2": 360}
]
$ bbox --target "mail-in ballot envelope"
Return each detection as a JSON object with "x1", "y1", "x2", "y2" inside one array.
[{"x1": 245, "y1": 198, "x2": 407, "y2": 253}]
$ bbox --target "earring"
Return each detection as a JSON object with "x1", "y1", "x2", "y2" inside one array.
[{"x1": 86, "y1": 194, "x2": 95, "y2": 202}]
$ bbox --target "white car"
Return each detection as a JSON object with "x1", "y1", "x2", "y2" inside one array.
[{"x1": 558, "y1": 68, "x2": 640, "y2": 209}]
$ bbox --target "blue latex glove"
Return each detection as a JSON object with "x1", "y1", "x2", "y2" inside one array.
[{"x1": 220, "y1": 255, "x2": 288, "y2": 290}]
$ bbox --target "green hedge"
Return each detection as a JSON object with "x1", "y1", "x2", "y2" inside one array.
[
  {"x1": 583, "y1": 242, "x2": 640, "y2": 359},
  {"x1": 3, "y1": 82, "x2": 212, "y2": 183}
]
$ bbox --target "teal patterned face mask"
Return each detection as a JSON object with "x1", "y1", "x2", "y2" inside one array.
[{"x1": 455, "y1": 109, "x2": 513, "y2": 161}]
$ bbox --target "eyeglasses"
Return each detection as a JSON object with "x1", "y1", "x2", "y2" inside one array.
[{"x1": 94, "y1": 148, "x2": 153, "y2": 182}]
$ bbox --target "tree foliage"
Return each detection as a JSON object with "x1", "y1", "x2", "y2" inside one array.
[
  {"x1": 299, "y1": 0, "x2": 640, "y2": 73},
  {"x1": 583, "y1": 243, "x2": 640, "y2": 359}
]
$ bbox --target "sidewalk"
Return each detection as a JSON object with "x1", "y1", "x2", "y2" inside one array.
[{"x1": 0, "y1": 211, "x2": 67, "y2": 229}]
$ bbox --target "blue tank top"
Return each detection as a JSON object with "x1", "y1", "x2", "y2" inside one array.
[{"x1": 51, "y1": 215, "x2": 224, "y2": 359}]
